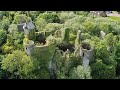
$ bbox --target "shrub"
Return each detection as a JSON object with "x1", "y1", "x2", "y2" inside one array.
[
  {"x1": 115, "y1": 42, "x2": 120, "y2": 75},
  {"x1": 13, "y1": 14, "x2": 28, "y2": 24},
  {"x1": 8, "y1": 24, "x2": 18, "y2": 34},
  {"x1": 69, "y1": 65, "x2": 92, "y2": 79},
  {"x1": 58, "y1": 12, "x2": 76, "y2": 23},
  {"x1": 1, "y1": 50, "x2": 34, "y2": 79},
  {"x1": 37, "y1": 12, "x2": 60, "y2": 23},
  {"x1": 0, "y1": 16, "x2": 11, "y2": 30},
  {"x1": 57, "y1": 41, "x2": 74, "y2": 52},
  {"x1": 0, "y1": 29, "x2": 7, "y2": 46},
  {"x1": 44, "y1": 23, "x2": 63, "y2": 35},
  {"x1": 35, "y1": 18, "x2": 47, "y2": 32},
  {"x1": 35, "y1": 32, "x2": 46, "y2": 44},
  {"x1": 91, "y1": 60, "x2": 116, "y2": 79},
  {"x1": 28, "y1": 29, "x2": 36, "y2": 41},
  {"x1": 81, "y1": 33, "x2": 91, "y2": 41}
]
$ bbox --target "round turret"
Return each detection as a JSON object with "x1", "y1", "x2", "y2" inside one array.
[
  {"x1": 23, "y1": 20, "x2": 35, "y2": 35},
  {"x1": 24, "y1": 40, "x2": 34, "y2": 55},
  {"x1": 80, "y1": 42, "x2": 93, "y2": 67}
]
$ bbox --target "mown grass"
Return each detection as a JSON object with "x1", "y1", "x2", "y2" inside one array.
[
  {"x1": 112, "y1": 11, "x2": 117, "y2": 13},
  {"x1": 108, "y1": 16, "x2": 120, "y2": 21}
]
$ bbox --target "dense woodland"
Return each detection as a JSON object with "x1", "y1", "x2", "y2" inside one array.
[{"x1": 0, "y1": 11, "x2": 120, "y2": 79}]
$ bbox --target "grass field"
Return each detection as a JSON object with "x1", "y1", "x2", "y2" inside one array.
[{"x1": 108, "y1": 16, "x2": 120, "y2": 21}]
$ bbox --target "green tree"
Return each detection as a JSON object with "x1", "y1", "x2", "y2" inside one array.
[
  {"x1": 37, "y1": 12, "x2": 60, "y2": 23},
  {"x1": 1, "y1": 44, "x2": 14, "y2": 54},
  {"x1": 28, "y1": 29, "x2": 36, "y2": 41},
  {"x1": 0, "y1": 16, "x2": 11, "y2": 30},
  {"x1": 13, "y1": 14, "x2": 28, "y2": 24},
  {"x1": 44, "y1": 23, "x2": 63, "y2": 35},
  {"x1": 62, "y1": 28, "x2": 70, "y2": 43},
  {"x1": 56, "y1": 52, "x2": 82, "y2": 79},
  {"x1": 105, "y1": 33, "x2": 115, "y2": 46},
  {"x1": 95, "y1": 40, "x2": 109, "y2": 60},
  {"x1": 8, "y1": 24, "x2": 18, "y2": 34},
  {"x1": 1, "y1": 31, "x2": 24, "y2": 54},
  {"x1": 0, "y1": 29, "x2": 7, "y2": 46},
  {"x1": 35, "y1": 18, "x2": 47, "y2": 32},
  {"x1": 58, "y1": 12, "x2": 76, "y2": 23},
  {"x1": 73, "y1": 11, "x2": 89, "y2": 16},
  {"x1": 0, "y1": 11, "x2": 9, "y2": 20},
  {"x1": 91, "y1": 60, "x2": 116, "y2": 79},
  {"x1": 75, "y1": 30, "x2": 81, "y2": 49},
  {"x1": 1, "y1": 50, "x2": 34, "y2": 79},
  {"x1": 115, "y1": 42, "x2": 120, "y2": 75},
  {"x1": 69, "y1": 65, "x2": 92, "y2": 79},
  {"x1": 81, "y1": 33, "x2": 91, "y2": 41},
  {"x1": 64, "y1": 16, "x2": 86, "y2": 34},
  {"x1": 28, "y1": 11, "x2": 39, "y2": 21},
  {"x1": 46, "y1": 35, "x2": 56, "y2": 45},
  {"x1": 97, "y1": 22, "x2": 110, "y2": 34},
  {"x1": 82, "y1": 19, "x2": 97, "y2": 35}
]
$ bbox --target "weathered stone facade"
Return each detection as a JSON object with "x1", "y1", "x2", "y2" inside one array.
[
  {"x1": 100, "y1": 31, "x2": 106, "y2": 39},
  {"x1": 24, "y1": 40, "x2": 34, "y2": 55},
  {"x1": 23, "y1": 21, "x2": 35, "y2": 35},
  {"x1": 91, "y1": 11, "x2": 107, "y2": 17},
  {"x1": 80, "y1": 43, "x2": 93, "y2": 67},
  {"x1": 23, "y1": 20, "x2": 35, "y2": 55},
  {"x1": 48, "y1": 48, "x2": 58, "y2": 79},
  {"x1": 17, "y1": 23, "x2": 25, "y2": 32}
]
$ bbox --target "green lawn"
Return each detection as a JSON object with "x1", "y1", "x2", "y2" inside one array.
[
  {"x1": 107, "y1": 11, "x2": 120, "y2": 21},
  {"x1": 108, "y1": 16, "x2": 120, "y2": 21},
  {"x1": 112, "y1": 11, "x2": 117, "y2": 13}
]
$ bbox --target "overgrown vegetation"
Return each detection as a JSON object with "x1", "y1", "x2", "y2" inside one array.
[{"x1": 0, "y1": 11, "x2": 120, "y2": 79}]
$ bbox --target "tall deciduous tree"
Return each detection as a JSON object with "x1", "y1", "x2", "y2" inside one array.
[
  {"x1": 69, "y1": 65, "x2": 92, "y2": 79},
  {"x1": 1, "y1": 50, "x2": 34, "y2": 79},
  {"x1": 0, "y1": 29, "x2": 7, "y2": 46},
  {"x1": 91, "y1": 60, "x2": 116, "y2": 79}
]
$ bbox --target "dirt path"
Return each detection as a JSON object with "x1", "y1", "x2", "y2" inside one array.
[{"x1": 107, "y1": 13, "x2": 120, "y2": 17}]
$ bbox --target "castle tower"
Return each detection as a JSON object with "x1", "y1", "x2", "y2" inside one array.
[
  {"x1": 74, "y1": 30, "x2": 82, "y2": 57},
  {"x1": 23, "y1": 20, "x2": 35, "y2": 55},
  {"x1": 23, "y1": 20, "x2": 35, "y2": 35},
  {"x1": 80, "y1": 42, "x2": 93, "y2": 67},
  {"x1": 48, "y1": 48, "x2": 58, "y2": 79},
  {"x1": 24, "y1": 40, "x2": 34, "y2": 55},
  {"x1": 17, "y1": 23, "x2": 25, "y2": 32}
]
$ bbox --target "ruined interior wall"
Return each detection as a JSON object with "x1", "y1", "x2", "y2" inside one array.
[
  {"x1": 79, "y1": 43, "x2": 93, "y2": 67},
  {"x1": 24, "y1": 29, "x2": 30, "y2": 35},
  {"x1": 31, "y1": 44, "x2": 56, "y2": 66},
  {"x1": 23, "y1": 39, "x2": 34, "y2": 55}
]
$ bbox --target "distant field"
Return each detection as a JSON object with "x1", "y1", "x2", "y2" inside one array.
[
  {"x1": 108, "y1": 16, "x2": 120, "y2": 21},
  {"x1": 112, "y1": 11, "x2": 117, "y2": 13},
  {"x1": 107, "y1": 11, "x2": 120, "y2": 21}
]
